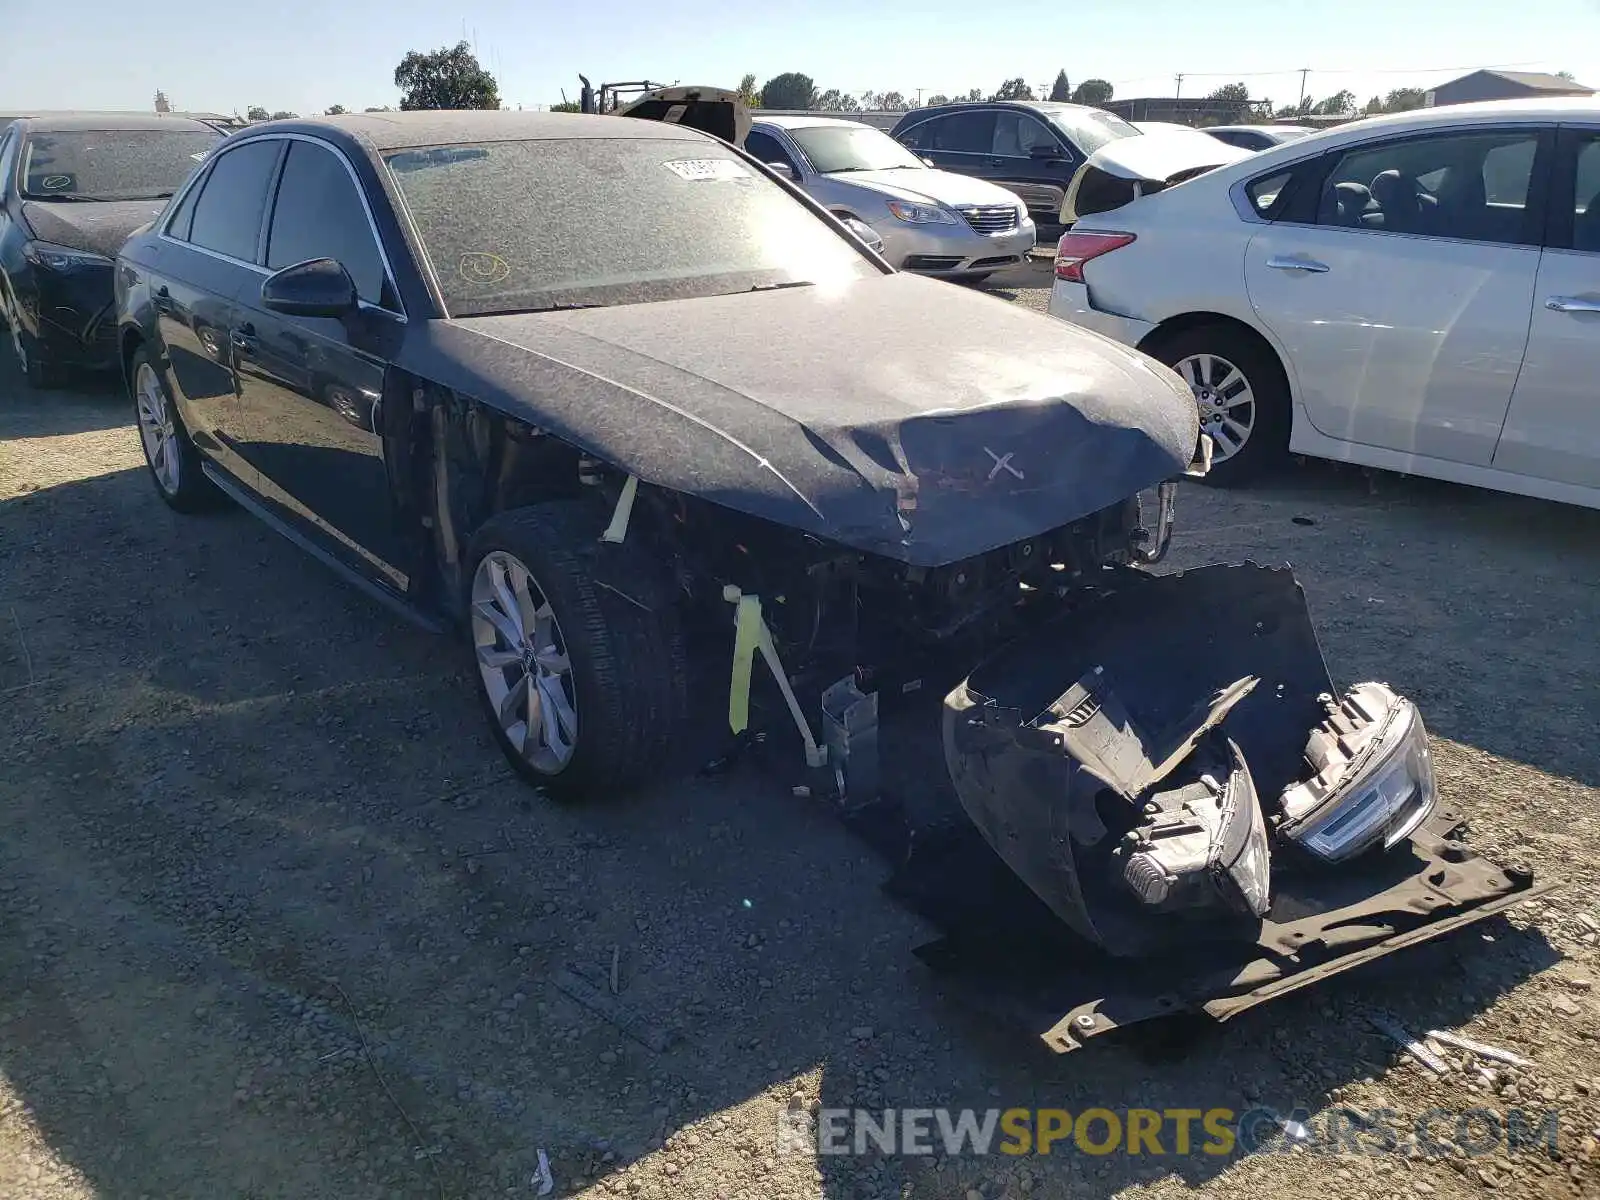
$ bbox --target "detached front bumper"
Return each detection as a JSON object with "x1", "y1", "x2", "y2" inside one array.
[
  {"x1": 923, "y1": 563, "x2": 1549, "y2": 1052},
  {"x1": 880, "y1": 218, "x2": 1037, "y2": 277}
]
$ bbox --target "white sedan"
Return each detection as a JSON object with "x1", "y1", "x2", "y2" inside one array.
[{"x1": 1048, "y1": 97, "x2": 1600, "y2": 506}]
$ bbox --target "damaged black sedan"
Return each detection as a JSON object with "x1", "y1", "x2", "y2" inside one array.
[{"x1": 114, "y1": 106, "x2": 1545, "y2": 1050}]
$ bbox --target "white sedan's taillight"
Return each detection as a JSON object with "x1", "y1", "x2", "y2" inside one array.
[{"x1": 1054, "y1": 231, "x2": 1136, "y2": 283}]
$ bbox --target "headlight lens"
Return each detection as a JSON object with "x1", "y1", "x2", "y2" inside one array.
[
  {"x1": 885, "y1": 200, "x2": 956, "y2": 225},
  {"x1": 24, "y1": 241, "x2": 113, "y2": 273},
  {"x1": 1280, "y1": 684, "x2": 1437, "y2": 863}
]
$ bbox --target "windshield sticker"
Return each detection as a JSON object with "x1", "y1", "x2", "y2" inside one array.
[
  {"x1": 662, "y1": 158, "x2": 750, "y2": 183},
  {"x1": 459, "y1": 252, "x2": 511, "y2": 285},
  {"x1": 39, "y1": 175, "x2": 72, "y2": 191},
  {"x1": 387, "y1": 146, "x2": 492, "y2": 173}
]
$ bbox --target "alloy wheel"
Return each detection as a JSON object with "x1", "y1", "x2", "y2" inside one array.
[
  {"x1": 1175, "y1": 353, "x2": 1256, "y2": 462},
  {"x1": 135, "y1": 362, "x2": 182, "y2": 495},
  {"x1": 470, "y1": 550, "x2": 579, "y2": 774}
]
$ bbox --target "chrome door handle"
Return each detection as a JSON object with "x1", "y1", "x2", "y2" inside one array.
[
  {"x1": 1266, "y1": 255, "x2": 1330, "y2": 273},
  {"x1": 1545, "y1": 295, "x2": 1600, "y2": 313}
]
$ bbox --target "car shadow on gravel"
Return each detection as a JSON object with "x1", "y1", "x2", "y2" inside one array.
[
  {"x1": 0, "y1": 357, "x2": 129, "y2": 440},
  {"x1": 0, "y1": 463, "x2": 1579, "y2": 1200}
]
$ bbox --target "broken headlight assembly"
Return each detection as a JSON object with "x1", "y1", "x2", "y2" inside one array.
[
  {"x1": 1278, "y1": 682, "x2": 1437, "y2": 863},
  {"x1": 1118, "y1": 737, "x2": 1272, "y2": 918}
]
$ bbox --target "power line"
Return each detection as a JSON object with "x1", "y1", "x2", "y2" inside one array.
[{"x1": 1108, "y1": 58, "x2": 1553, "y2": 86}]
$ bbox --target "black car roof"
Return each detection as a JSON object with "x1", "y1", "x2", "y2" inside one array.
[
  {"x1": 9, "y1": 113, "x2": 221, "y2": 133},
  {"x1": 891, "y1": 100, "x2": 1100, "y2": 128},
  {"x1": 237, "y1": 110, "x2": 712, "y2": 154}
]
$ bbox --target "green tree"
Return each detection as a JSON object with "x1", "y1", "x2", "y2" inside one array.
[
  {"x1": 1558, "y1": 70, "x2": 1576, "y2": 81},
  {"x1": 246, "y1": 106, "x2": 269, "y2": 121},
  {"x1": 1071, "y1": 78, "x2": 1114, "y2": 106},
  {"x1": 815, "y1": 89, "x2": 855, "y2": 112},
  {"x1": 990, "y1": 78, "x2": 1035, "y2": 102},
  {"x1": 325, "y1": 104, "x2": 347, "y2": 116},
  {"x1": 760, "y1": 72, "x2": 816, "y2": 109},
  {"x1": 270, "y1": 110, "x2": 299, "y2": 120},
  {"x1": 1382, "y1": 87, "x2": 1427, "y2": 113},
  {"x1": 394, "y1": 41, "x2": 500, "y2": 111},
  {"x1": 736, "y1": 73, "x2": 761, "y2": 107},
  {"x1": 549, "y1": 101, "x2": 580, "y2": 112},
  {"x1": 1048, "y1": 70, "x2": 1071, "y2": 102},
  {"x1": 363, "y1": 105, "x2": 393, "y2": 113},
  {"x1": 1207, "y1": 82, "x2": 1250, "y2": 103},
  {"x1": 926, "y1": 93, "x2": 950, "y2": 107},
  {"x1": 858, "y1": 91, "x2": 882, "y2": 110},
  {"x1": 964, "y1": 88, "x2": 983, "y2": 102},
  {"x1": 879, "y1": 91, "x2": 909, "y2": 111},
  {"x1": 1313, "y1": 89, "x2": 1354, "y2": 116}
]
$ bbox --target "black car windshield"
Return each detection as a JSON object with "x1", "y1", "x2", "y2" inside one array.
[
  {"x1": 1048, "y1": 108, "x2": 1141, "y2": 155},
  {"x1": 19, "y1": 130, "x2": 222, "y2": 200},
  {"x1": 384, "y1": 138, "x2": 879, "y2": 316},
  {"x1": 786, "y1": 124, "x2": 926, "y2": 173}
]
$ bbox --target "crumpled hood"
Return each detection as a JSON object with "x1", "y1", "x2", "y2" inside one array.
[
  {"x1": 824, "y1": 168, "x2": 1030, "y2": 213},
  {"x1": 20, "y1": 199, "x2": 166, "y2": 260},
  {"x1": 403, "y1": 273, "x2": 1197, "y2": 566}
]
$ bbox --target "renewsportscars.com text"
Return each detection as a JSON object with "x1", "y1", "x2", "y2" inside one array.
[{"x1": 776, "y1": 1106, "x2": 1563, "y2": 1159}]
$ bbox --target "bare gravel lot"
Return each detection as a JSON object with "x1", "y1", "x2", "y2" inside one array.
[{"x1": 1, "y1": 263, "x2": 1598, "y2": 1200}]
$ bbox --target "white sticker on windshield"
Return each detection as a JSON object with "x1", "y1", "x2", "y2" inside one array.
[{"x1": 663, "y1": 158, "x2": 749, "y2": 182}]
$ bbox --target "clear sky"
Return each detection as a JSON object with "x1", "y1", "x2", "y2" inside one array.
[{"x1": 2, "y1": 0, "x2": 1596, "y2": 118}]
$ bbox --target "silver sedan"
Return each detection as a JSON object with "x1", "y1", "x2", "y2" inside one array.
[{"x1": 746, "y1": 116, "x2": 1037, "y2": 281}]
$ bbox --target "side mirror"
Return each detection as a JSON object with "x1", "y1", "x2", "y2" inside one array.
[
  {"x1": 1029, "y1": 143, "x2": 1066, "y2": 161},
  {"x1": 766, "y1": 161, "x2": 796, "y2": 180},
  {"x1": 261, "y1": 258, "x2": 357, "y2": 318}
]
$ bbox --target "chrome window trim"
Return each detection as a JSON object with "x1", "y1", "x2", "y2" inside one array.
[{"x1": 160, "y1": 131, "x2": 407, "y2": 321}]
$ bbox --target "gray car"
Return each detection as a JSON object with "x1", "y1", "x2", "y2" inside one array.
[{"x1": 745, "y1": 116, "x2": 1036, "y2": 280}]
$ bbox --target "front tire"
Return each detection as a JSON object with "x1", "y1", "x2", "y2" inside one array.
[
  {"x1": 131, "y1": 346, "x2": 224, "y2": 512},
  {"x1": 464, "y1": 502, "x2": 688, "y2": 800},
  {"x1": 1147, "y1": 324, "x2": 1290, "y2": 487}
]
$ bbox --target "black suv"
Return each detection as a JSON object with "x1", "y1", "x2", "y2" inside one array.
[{"x1": 890, "y1": 101, "x2": 1141, "y2": 228}]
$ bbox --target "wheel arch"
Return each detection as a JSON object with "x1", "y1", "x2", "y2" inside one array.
[
  {"x1": 1136, "y1": 311, "x2": 1297, "y2": 406},
  {"x1": 119, "y1": 324, "x2": 145, "y2": 388}
]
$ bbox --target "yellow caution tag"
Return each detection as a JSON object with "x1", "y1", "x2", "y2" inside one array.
[{"x1": 727, "y1": 593, "x2": 763, "y2": 734}]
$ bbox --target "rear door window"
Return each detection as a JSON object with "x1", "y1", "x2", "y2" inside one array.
[
  {"x1": 188, "y1": 139, "x2": 282, "y2": 262},
  {"x1": 1314, "y1": 129, "x2": 1541, "y2": 244},
  {"x1": 930, "y1": 111, "x2": 997, "y2": 154}
]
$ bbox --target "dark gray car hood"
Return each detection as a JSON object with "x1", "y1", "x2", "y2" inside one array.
[
  {"x1": 21, "y1": 199, "x2": 166, "y2": 259},
  {"x1": 401, "y1": 272, "x2": 1197, "y2": 567}
]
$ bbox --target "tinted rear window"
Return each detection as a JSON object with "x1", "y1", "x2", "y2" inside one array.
[
  {"x1": 20, "y1": 129, "x2": 222, "y2": 201},
  {"x1": 383, "y1": 138, "x2": 877, "y2": 316}
]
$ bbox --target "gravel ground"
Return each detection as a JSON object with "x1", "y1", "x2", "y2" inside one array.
[{"x1": 1, "y1": 265, "x2": 1597, "y2": 1200}]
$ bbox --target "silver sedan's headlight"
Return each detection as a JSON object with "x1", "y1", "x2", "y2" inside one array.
[
  {"x1": 1279, "y1": 682, "x2": 1437, "y2": 863},
  {"x1": 885, "y1": 199, "x2": 957, "y2": 225}
]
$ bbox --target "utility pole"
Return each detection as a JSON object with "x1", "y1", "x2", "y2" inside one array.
[
  {"x1": 916, "y1": 87, "x2": 924, "y2": 106},
  {"x1": 1174, "y1": 73, "x2": 1184, "y2": 99},
  {"x1": 1297, "y1": 67, "x2": 1310, "y2": 111}
]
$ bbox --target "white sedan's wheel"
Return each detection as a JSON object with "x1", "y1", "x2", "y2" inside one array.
[
  {"x1": 1175, "y1": 352, "x2": 1255, "y2": 462},
  {"x1": 471, "y1": 550, "x2": 579, "y2": 775}
]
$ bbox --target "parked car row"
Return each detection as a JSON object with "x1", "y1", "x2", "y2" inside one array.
[{"x1": 0, "y1": 96, "x2": 1548, "y2": 1039}]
